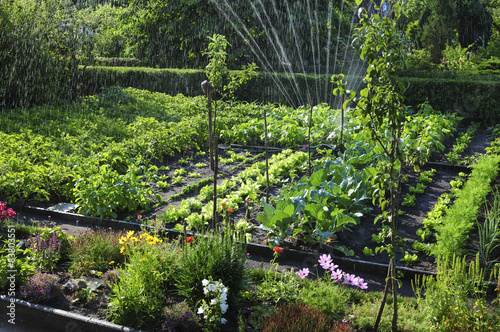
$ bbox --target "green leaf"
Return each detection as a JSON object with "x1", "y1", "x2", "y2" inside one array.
[{"x1": 309, "y1": 169, "x2": 327, "y2": 187}]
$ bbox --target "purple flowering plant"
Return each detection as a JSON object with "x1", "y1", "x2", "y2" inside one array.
[
  {"x1": 298, "y1": 254, "x2": 368, "y2": 290},
  {"x1": 20, "y1": 273, "x2": 60, "y2": 304},
  {"x1": 29, "y1": 230, "x2": 62, "y2": 272},
  {"x1": 162, "y1": 302, "x2": 200, "y2": 332},
  {"x1": 319, "y1": 254, "x2": 368, "y2": 289}
]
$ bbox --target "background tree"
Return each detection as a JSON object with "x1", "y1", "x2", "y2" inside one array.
[
  {"x1": 420, "y1": 0, "x2": 457, "y2": 63},
  {"x1": 0, "y1": 0, "x2": 95, "y2": 108}
]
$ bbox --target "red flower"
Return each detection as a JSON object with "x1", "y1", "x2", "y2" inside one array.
[
  {"x1": 221, "y1": 202, "x2": 227, "y2": 207},
  {"x1": 227, "y1": 208, "x2": 234, "y2": 213},
  {"x1": 137, "y1": 214, "x2": 142, "y2": 219},
  {"x1": 186, "y1": 236, "x2": 194, "y2": 243},
  {"x1": 273, "y1": 246, "x2": 283, "y2": 254}
]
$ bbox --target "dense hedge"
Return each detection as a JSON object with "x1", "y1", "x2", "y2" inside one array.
[
  {"x1": 80, "y1": 66, "x2": 349, "y2": 108},
  {"x1": 400, "y1": 76, "x2": 500, "y2": 124},
  {"x1": 80, "y1": 66, "x2": 500, "y2": 123}
]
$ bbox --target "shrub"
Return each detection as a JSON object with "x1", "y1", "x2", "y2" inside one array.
[
  {"x1": 107, "y1": 236, "x2": 180, "y2": 328},
  {"x1": 175, "y1": 230, "x2": 248, "y2": 309},
  {"x1": 20, "y1": 273, "x2": 60, "y2": 304},
  {"x1": 413, "y1": 254, "x2": 499, "y2": 331},
  {"x1": 162, "y1": 302, "x2": 201, "y2": 332},
  {"x1": 69, "y1": 229, "x2": 125, "y2": 276},
  {"x1": 261, "y1": 302, "x2": 356, "y2": 332}
]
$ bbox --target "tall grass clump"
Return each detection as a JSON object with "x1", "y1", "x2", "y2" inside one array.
[
  {"x1": 175, "y1": 229, "x2": 248, "y2": 309},
  {"x1": 69, "y1": 228, "x2": 126, "y2": 276},
  {"x1": 413, "y1": 254, "x2": 500, "y2": 331},
  {"x1": 477, "y1": 189, "x2": 500, "y2": 270}
]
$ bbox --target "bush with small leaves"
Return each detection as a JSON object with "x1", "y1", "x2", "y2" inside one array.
[
  {"x1": 20, "y1": 273, "x2": 60, "y2": 304},
  {"x1": 162, "y1": 302, "x2": 201, "y2": 332}
]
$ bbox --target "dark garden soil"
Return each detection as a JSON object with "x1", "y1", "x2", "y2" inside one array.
[{"x1": 3, "y1": 127, "x2": 495, "y2": 332}]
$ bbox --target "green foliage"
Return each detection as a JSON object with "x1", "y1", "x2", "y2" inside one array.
[
  {"x1": 73, "y1": 163, "x2": 158, "y2": 218},
  {"x1": 258, "y1": 144, "x2": 375, "y2": 246},
  {"x1": 409, "y1": 183, "x2": 427, "y2": 194},
  {"x1": 399, "y1": 73, "x2": 500, "y2": 124},
  {"x1": 349, "y1": 292, "x2": 431, "y2": 332},
  {"x1": 476, "y1": 189, "x2": 500, "y2": 270},
  {"x1": 413, "y1": 254, "x2": 498, "y2": 331},
  {"x1": 401, "y1": 194, "x2": 416, "y2": 207},
  {"x1": 0, "y1": 240, "x2": 36, "y2": 290},
  {"x1": 445, "y1": 122, "x2": 480, "y2": 165},
  {"x1": 253, "y1": 268, "x2": 301, "y2": 305},
  {"x1": 299, "y1": 277, "x2": 362, "y2": 319},
  {"x1": 400, "y1": 251, "x2": 419, "y2": 264},
  {"x1": 418, "y1": 169, "x2": 436, "y2": 183},
  {"x1": 404, "y1": 49, "x2": 436, "y2": 70},
  {"x1": 69, "y1": 229, "x2": 126, "y2": 276},
  {"x1": 1, "y1": 0, "x2": 95, "y2": 107},
  {"x1": 175, "y1": 230, "x2": 248, "y2": 309},
  {"x1": 432, "y1": 154, "x2": 500, "y2": 258},
  {"x1": 440, "y1": 39, "x2": 478, "y2": 71},
  {"x1": 423, "y1": 192, "x2": 453, "y2": 230},
  {"x1": 107, "y1": 238, "x2": 180, "y2": 328}
]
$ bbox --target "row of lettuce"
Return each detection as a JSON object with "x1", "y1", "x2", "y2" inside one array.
[{"x1": 154, "y1": 101, "x2": 461, "y2": 250}]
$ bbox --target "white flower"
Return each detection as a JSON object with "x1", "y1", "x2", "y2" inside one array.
[
  {"x1": 197, "y1": 307, "x2": 204, "y2": 315},
  {"x1": 202, "y1": 279, "x2": 210, "y2": 287},
  {"x1": 220, "y1": 303, "x2": 228, "y2": 314},
  {"x1": 207, "y1": 283, "x2": 216, "y2": 292},
  {"x1": 220, "y1": 292, "x2": 227, "y2": 302},
  {"x1": 221, "y1": 318, "x2": 227, "y2": 325},
  {"x1": 210, "y1": 299, "x2": 217, "y2": 306},
  {"x1": 323, "y1": 206, "x2": 329, "y2": 211}
]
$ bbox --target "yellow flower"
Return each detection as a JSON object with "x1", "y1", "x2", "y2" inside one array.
[
  {"x1": 140, "y1": 233, "x2": 148, "y2": 239},
  {"x1": 140, "y1": 258, "x2": 146, "y2": 262},
  {"x1": 120, "y1": 246, "x2": 125, "y2": 254},
  {"x1": 109, "y1": 261, "x2": 115, "y2": 265},
  {"x1": 119, "y1": 237, "x2": 127, "y2": 244},
  {"x1": 127, "y1": 230, "x2": 135, "y2": 238}
]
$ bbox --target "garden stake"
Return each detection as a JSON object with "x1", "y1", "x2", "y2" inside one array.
[
  {"x1": 307, "y1": 100, "x2": 314, "y2": 176},
  {"x1": 201, "y1": 80, "x2": 214, "y2": 171},
  {"x1": 264, "y1": 105, "x2": 269, "y2": 203},
  {"x1": 340, "y1": 94, "x2": 345, "y2": 152}
]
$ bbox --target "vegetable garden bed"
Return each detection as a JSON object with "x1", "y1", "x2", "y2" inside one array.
[{"x1": 2, "y1": 88, "x2": 500, "y2": 331}]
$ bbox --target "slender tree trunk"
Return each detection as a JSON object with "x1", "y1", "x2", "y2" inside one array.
[
  {"x1": 340, "y1": 95, "x2": 344, "y2": 151},
  {"x1": 374, "y1": 260, "x2": 392, "y2": 331},
  {"x1": 212, "y1": 105, "x2": 218, "y2": 229}
]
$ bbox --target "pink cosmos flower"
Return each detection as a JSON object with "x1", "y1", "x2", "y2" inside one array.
[
  {"x1": 353, "y1": 277, "x2": 368, "y2": 290},
  {"x1": 343, "y1": 273, "x2": 356, "y2": 286},
  {"x1": 298, "y1": 268, "x2": 310, "y2": 279},
  {"x1": 331, "y1": 268, "x2": 343, "y2": 282},
  {"x1": 318, "y1": 254, "x2": 332, "y2": 270}
]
